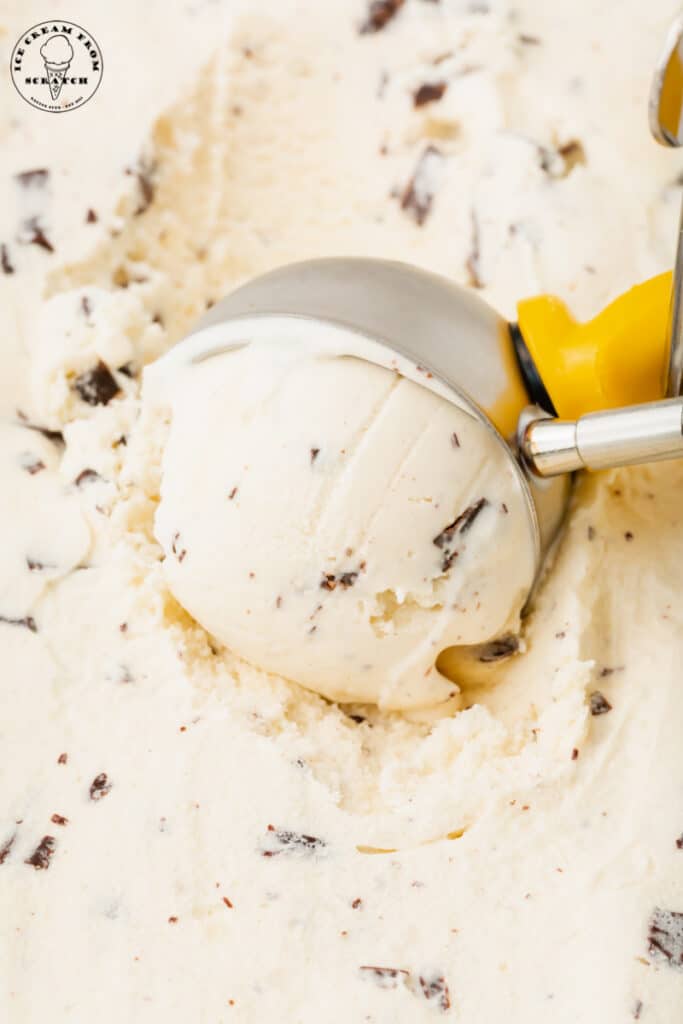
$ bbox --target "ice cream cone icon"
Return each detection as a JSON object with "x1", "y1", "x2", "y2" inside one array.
[{"x1": 40, "y1": 36, "x2": 74, "y2": 101}]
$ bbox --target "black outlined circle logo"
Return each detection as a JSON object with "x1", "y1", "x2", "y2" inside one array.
[{"x1": 11, "y1": 21, "x2": 103, "y2": 113}]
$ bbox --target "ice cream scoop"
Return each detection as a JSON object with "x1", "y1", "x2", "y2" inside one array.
[{"x1": 145, "y1": 20, "x2": 683, "y2": 707}]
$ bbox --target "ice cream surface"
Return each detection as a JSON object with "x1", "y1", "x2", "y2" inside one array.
[
  {"x1": 152, "y1": 338, "x2": 536, "y2": 709},
  {"x1": 2, "y1": 1, "x2": 683, "y2": 1022}
]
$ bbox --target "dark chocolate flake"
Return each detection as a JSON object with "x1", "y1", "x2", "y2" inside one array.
[
  {"x1": 400, "y1": 145, "x2": 444, "y2": 226},
  {"x1": 413, "y1": 81, "x2": 447, "y2": 107},
  {"x1": 89, "y1": 773, "x2": 112, "y2": 801},
  {"x1": 450, "y1": 432, "x2": 460, "y2": 448},
  {"x1": 478, "y1": 633, "x2": 519, "y2": 662},
  {"x1": 518, "y1": 32, "x2": 541, "y2": 44},
  {"x1": 262, "y1": 825, "x2": 326, "y2": 857},
  {"x1": 419, "y1": 973, "x2": 451, "y2": 1012},
  {"x1": 0, "y1": 614, "x2": 37, "y2": 633},
  {"x1": 648, "y1": 907, "x2": 683, "y2": 968},
  {"x1": 74, "y1": 468, "x2": 101, "y2": 487},
  {"x1": 81, "y1": 295, "x2": 92, "y2": 318},
  {"x1": 20, "y1": 217, "x2": 54, "y2": 253},
  {"x1": 359, "y1": 965, "x2": 410, "y2": 989},
  {"x1": 1, "y1": 243, "x2": 15, "y2": 274},
  {"x1": 25, "y1": 835, "x2": 56, "y2": 870},
  {"x1": 676, "y1": 833, "x2": 683, "y2": 851},
  {"x1": 73, "y1": 361, "x2": 121, "y2": 407},
  {"x1": 589, "y1": 691, "x2": 612, "y2": 715},
  {"x1": 126, "y1": 159, "x2": 158, "y2": 216},
  {"x1": 21, "y1": 455, "x2": 45, "y2": 475},
  {"x1": 26, "y1": 557, "x2": 55, "y2": 572},
  {"x1": 633, "y1": 1000, "x2": 643, "y2": 1020},
  {"x1": 228, "y1": 486, "x2": 238, "y2": 500},
  {"x1": 57, "y1": 753, "x2": 68, "y2": 765},
  {"x1": 50, "y1": 814, "x2": 68, "y2": 826},
  {"x1": 360, "y1": 0, "x2": 405, "y2": 34},
  {"x1": 466, "y1": 209, "x2": 484, "y2": 288},
  {"x1": 171, "y1": 532, "x2": 187, "y2": 563},
  {"x1": 321, "y1": 570, "x2": 359, "y2": 592},
  {"x1": 0, "y1": 833, "x2": 16, "y2": 865},
  {"x1": 15, "y1": 168, "x2": 49, "y2": 188},
  {"x1": 310, "y1": 447, "x2": 320, "y2": 464},
  {"x1": 86, "y1": 208, "x2": 98, "y2": 224}
]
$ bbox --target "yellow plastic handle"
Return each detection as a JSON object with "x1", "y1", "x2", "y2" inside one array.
[{"x1": 517, "y1": 271, "x2": 672, "y2": 420}]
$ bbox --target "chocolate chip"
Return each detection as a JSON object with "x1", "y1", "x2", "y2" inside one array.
[
  {"x1": 599, "y1": 666, "x2": 622, "y2": 678},
  {"x1": 413, "y1": 81, "x2": 447, "y2": 107},
  {"x1": 125, "y1": 159, "x2": 157, "y2": 216},
  {"x1": 0, "y1": 833, "x2": 16, "y2": 865},
  {"x1": 360, "y1": 0, "x2": 404, "y2": 34},
  {"x1": 400, "y1": 145, "x2": 444, "y2": 226},
  {"x1": 57, "y1": 753, "x2": 68, "y2": 765},
  {"x1": 359, "y1": 966, "x2": 410, "y2": 989},
  {"x1": 352, "y1": 898, "x2": 363, "y2": 908},
  {"x1": 228, "y1": 486, "x2": 238, "y2": 500},
  {"x1": 15, "y1": 169, "x2": 49, "y2": 188},
  {"x1": 478, "y1": 634, "x2": 519, "y2": 662},
  {"x1": 589, "y1": 691, "x2": 612, "y2": 715},
  {"x1": 261, "y1": 826, "x2": 326, "y2": 857},
  {"x1": 419, "y1": 974, "x2": 451, "y2": 1012},
  {"x1": 310, "y1": 447, "x2": 320, "y2": 464},
  {"x1": 648, "y1": 907, "x2": 683, "y2": 968},
  {"x1": 171, "y1": 532, "x2": 187, "y2": 563},
  {"x1": 86, "y1": 208, "x2": 98, "y2": 224},
  {"x1": 571, "y1": 748, "x2": 579, "y2": 761},
  {"x1": 89, "y1": 773, "x2": 112, "y2": 801},
  {"x1": 73, "y1": 361, "x2": 120, "y2": 406},
  {"x1": 0, "y1": 615, "x2": 37, "y2": 633},
  {"x1": 26, "y1": 557, "x2": 55, "y2": 572},
  {"x1": 450, "y1": 432, "x2": 460, "y2": 448},
  {"x1": 17, "y1": 415, "x2": 64, "y2": 445},
  {"x1": 348, "y1": 714, "x2": 366, "y2": 724},
  {"x1": 321, "y1": 570, "x2": 359, "y2": 591},
  {"x1": 466, "y1": 209, "x2": 484, "y2": 288},
  {"x1": 19, "y1": 217, "x2": 54, "y2": 253},
  {"x1": 81, "y1": 295, "x2": 92, "y2": 318},
  {"x1": 50, "y1": 814, "x2": 68, "y2": 826},
  {"x1": 21, "y1": 454, "x2": 45, "y2": 475},
  {"x1": 676, "y1": 833, "x2": 683, "y2": 850},
  {"x1": 25, "y1": 835, "x2": 56, "y2": 870},
  {"x1": 222, "y1": 896, "x2": 234, "y2": 908},
  {"x1": 74, "y1": 468, "x2": 101, "y2": 487},
  {"x1": 1, "y1": 244, "x2": 14, "y2": 274}
]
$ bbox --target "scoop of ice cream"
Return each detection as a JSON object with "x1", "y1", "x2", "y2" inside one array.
[
  {"x1": 40, "y1": 35, "x2": 74, "y2": 68},
  {"x1": 151, "y1": 337, "x2": 536, "y2": 709}
]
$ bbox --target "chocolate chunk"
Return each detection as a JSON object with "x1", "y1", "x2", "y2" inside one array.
[
  {"x1": 589, "y1": 691, "x2": 612, "y2": 715},
  {"x1": 0, "y1": 833, "x2": 16, "y2": 865},
  {"x1": 419, "y1": 974, "x2": 451, "y2": 1011},
  {"x1": 74, "y1": 468, "x2": 101, "y2": 487},
  {"x1": 262, "y1": 825, "x2": 326, "y2": 857},
  {"x1": 648, "y1": 907, "x2": 683, "y2": 968},
  {"x1": 625, "y1": 531, "x2": 634, "y2": 541},
  {"x1": 17, "y1": 414, "x2": 64, "y2": 446},
  {"x1": 400, "y1": 145, "x2": 444, "y2": 226},
  {"x1": 359, "y1": 966, "x2": 410, "y2": 989},
  {"x1": 414, "y1": 81, "x2": 447, "y2": 107},
  {"x1": 1, "y1": 244, "x2": 14, "y2": 274},
  {"x1": 352, "y1": 897, "x2": 363, "y2": 908},
  {"x1": 466, "y1": 209, "x2": 484, "y2": 288},
  {"x1": 25, "y1": 835, "x2": 56, "y2": 870},
  {"x1": 57, "y1": 753, "x2": 68, "y2": 765},
  {"x1": 50, "y1": 814, "x2": 68, "y2": 826},
  {"x1": 15, "y1": 169, "x2": 49, "y2": 188},
  {"x1": 321, "y1": 571, "x2": 359, "y2": 591},
  {"x1": 89, "y1": 773, "x2": 112, "y2": 801},
  {"x1": 310, "y1": 447, "x2": 320, "y2": 464},
  {"x1": 0, "y1": 615, "x2": 37, "y2": 633},
  {"x1": 86, "y1": 208, "x2": 98, "y2": 224},
  {"x1": 348, "y1": 713, "x2": 366, "y2": 724},
  {"x1": 360, "y1": 0, "x2": 405, "y2": 34},
  {"x1": 222, "y1": 895, "x2": 234, "y2": 908},
  {"x1": 171, "y1": 532, "x2": 187, "y2": 563},
  {"x1": 451, "y1": 432, "x2": 460, "y2": 448},
  {"x1": 676, "y1": 833, "x2": 683, "y2": 850},
  {"x1": 73, "y1": 361, "x2": 120, "y2": 406},
  {"x1": 19, "y1": 217, "x2": 54, "y2": 253},
  {"x1": 478, "y1": 634, "x2": 519, "y2": 662},
  {"x1": 433, "y1": 497, "x2": 488, "y2": 570}
]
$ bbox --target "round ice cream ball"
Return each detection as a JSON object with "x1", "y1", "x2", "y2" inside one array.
[{"x1": 154, "y1": 342, "x2": 536, "y2": 709}]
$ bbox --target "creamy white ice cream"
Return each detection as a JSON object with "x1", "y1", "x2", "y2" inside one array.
[
  {"x1": 152, "y1": 338, "x2": 536, "y2": 709},
  {"x1": 1, "y1": 1, "x2": 683, "y2": 1022}
]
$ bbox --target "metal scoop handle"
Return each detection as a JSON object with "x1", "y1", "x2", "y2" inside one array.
[{"x1": 521, "y1": 398, "x2": 683, "y2": 476}]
